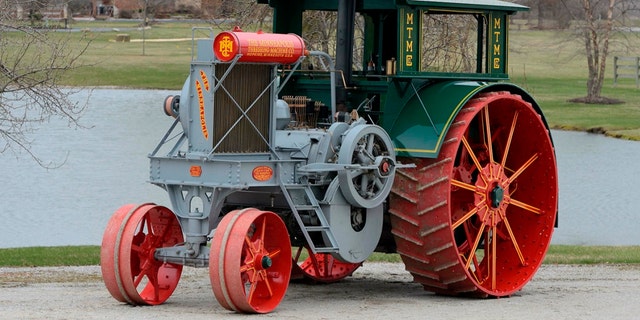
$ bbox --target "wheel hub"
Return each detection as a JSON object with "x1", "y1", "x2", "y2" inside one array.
[
  {"x1": 261, "y1": 255, "x2": 273, "y2": 269},
  {"x1": 474, "y1": 163, "x2": 510, "y2": 226},
  {"x1": 490, "y1": 185, "x2": 504, "y2": 208}
]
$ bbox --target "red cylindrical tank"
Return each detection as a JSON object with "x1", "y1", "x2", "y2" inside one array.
[{"x1": 213, "y1": 29, "x2": 307, "y2": 64}]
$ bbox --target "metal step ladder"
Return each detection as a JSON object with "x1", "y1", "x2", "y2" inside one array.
[{"x1": 280, "y1": 184, "x2": 339, "y2": 254}]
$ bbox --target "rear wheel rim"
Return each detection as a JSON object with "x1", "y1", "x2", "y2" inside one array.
[{"x1": 390, "y1": 92, "x2": 558, "y2": 296}]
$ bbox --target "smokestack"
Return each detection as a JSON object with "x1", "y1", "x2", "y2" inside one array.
[{"x1": 336, "y1": 0, "x2": 356, "y2": 104}]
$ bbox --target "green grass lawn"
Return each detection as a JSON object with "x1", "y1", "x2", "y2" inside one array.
[
  {"x1": 58, "y1": 22, "x2": 213, "y2": 88},
  {"x1": 1, "y1": 245, "x2": 639, "y2": 267},
  {"x1": 0, "y1": 246, "x2": 100, "y2": 267}
]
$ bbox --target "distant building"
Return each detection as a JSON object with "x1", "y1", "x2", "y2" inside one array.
[
  {"x1": 11, "y1": 0, "x2": 68, "y2": 21},
  {"x1": 5, "y1": 0, "x2": 211, "y2": 20},
  {"x1": 91, "y1": 0, "x2": 203, "y2": 18}
]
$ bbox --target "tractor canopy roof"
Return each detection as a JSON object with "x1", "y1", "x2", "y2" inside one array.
[
  {"x1": 258, "y1": 0, "x2": 528, "y2": 14},
  {"x1": 406, "y1": 0, "x2": 527, "y2": 13}
]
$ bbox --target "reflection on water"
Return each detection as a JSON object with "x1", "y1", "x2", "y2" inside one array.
[{"x1": 0, "y1": 89, "x2": 638, "y2": 248}]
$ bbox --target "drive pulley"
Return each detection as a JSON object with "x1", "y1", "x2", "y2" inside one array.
[{"x1": 338, "y1": 123, "x2": 397, "y2": 208}]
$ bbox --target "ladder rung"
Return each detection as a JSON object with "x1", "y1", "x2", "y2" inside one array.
[
  {"x1": 314, "y1": 247, "x2": 339, "y2": 253},
  {"x1": 284, "y1": 184, "x2": 307, "y2": 190},
  {"x1": 295, "y1": 205, "x2": 319, "y2": 211},
  {"x1": 305, "y1": 226, "x2": 330, "y2": 232},
  {"x1": 280, "y1": 181, "x2": 339, "y2": 254}
]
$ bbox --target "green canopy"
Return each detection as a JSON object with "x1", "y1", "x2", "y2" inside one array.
[{"x1": 406, "y1": 0, "x2": 528, "y2": 13}]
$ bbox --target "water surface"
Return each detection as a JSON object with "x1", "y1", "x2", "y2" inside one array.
[{"x1": 0, "y1": 89, "x2": 638, "y2": 248}]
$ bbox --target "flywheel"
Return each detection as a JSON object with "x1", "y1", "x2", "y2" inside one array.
[
  {"x1": 338, "y1": 123, "x2": 397, "y2": 208},
  {"x1": 390, "y1": 91, "x2": 558, "y2": 297}
]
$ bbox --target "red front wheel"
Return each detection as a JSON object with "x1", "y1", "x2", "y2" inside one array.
[
  {"x1": 210, "y1": 208, "x2": 292, "y2": 313},
  {"x1": 101, "y1": 203, "x2": 184, "y2": 305}
]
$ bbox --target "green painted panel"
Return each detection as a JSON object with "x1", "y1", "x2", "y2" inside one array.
[
  {"x1": 488, "y1": 12, "x2": 508, "y2": 74},
  {"x1": 383, "y1": 80, "x2": 488, "y2": 158},
  {"x1": 397, "y1": 6, "x2": 420, "y2": 73}
]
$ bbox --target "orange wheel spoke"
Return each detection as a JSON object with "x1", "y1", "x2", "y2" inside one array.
[
  {"x1": 240, "y1": 263, "x2": 253, "y2": 273},
  {"x1": 148, "y1": 272, "x2": 160, "y2": 302},
  {"x1": 308, "y1": 252, "x2": 322, "y2": 276},
  {"x1": 245, "y1": 236, "x2": 258, "y2": 257},
  {"x1": 451, "y1": 178, "x2": 481, "y2": 193},
  {"x1": 451, "y1": 205, "x2": 483, "y2": 230},
  {"x1": 131, "y1": 243, "x2": 143, "y2": 253},
  {"x1": 269, "y1": 248, "x2": 282, "y2": 259},
  {"x1": 508, "y1": 197, "x2": 542, "y2": 215},
  {"x1": 461, "y1": 136, "x2": 488, "y2": 185},
  {"x1": 259, "y1": 216, "x2": 267, "y2": 243},
  {"x1": 483, "y1": 107, "x2": 494, "y2": 166},
  {"x1": 464, "y1": 222, "x2": 486, "y2": 271},
  {"x1": 491, "y1": 221, "x2": 497, "y2": 290},
  {"x1": 261, "y1": 271, "x2": 274, "y2": 298},
  {"x1": 133, "y1": 271, "x2": 145, "y2": 287},
  {"x1": 500, "y1": 213, "x2": 526, "y2": 266},
  {"x1": 246, "y1": 272, "x2": 258, "y2": 303},
  {"x1": 507, "y1": 153, "x2": 538, "y2": 184},
  {"x1": 501, "y1": 110, "x2": 519, "y2": 168}
]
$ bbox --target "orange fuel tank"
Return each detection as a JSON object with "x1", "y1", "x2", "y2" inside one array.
[{"x1": 213, "y1": 28, "x2": 307, "y2": 64}]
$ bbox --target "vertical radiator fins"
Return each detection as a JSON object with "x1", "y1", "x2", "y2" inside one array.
[{"x1": 214, "y1": 64, "x2": 272, "y2": 153}]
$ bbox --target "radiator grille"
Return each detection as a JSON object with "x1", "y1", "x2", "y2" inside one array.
[{"x1": 213, "y1": 64, "x2": 272, "y2": 153}]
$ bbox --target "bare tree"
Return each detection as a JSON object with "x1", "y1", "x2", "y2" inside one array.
[
  {"x1": 577, "y1": 0, "x2": 617, "y2": 103},
  {"x1": 421, "y1": 14, "x2": 477, "y2": 73},
  {"x1": 1, "y1": 1, "x2": 90, "y2": 167},
  {"x1": 206, "y1": 0, "x2": 271, "y2": 31},
  {"x1": 302, "y1": 10, "x2": 337, "y2": 55}
]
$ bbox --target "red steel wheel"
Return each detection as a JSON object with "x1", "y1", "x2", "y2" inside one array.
[
  {"x1": 210, "y1": 208, "x2": 292, "y2": 313},
  {"x1": 291, "y1": 246, "x2": 361, "y2": 283},
  {"x1": 100, "y1": 203, "x2": 184, "y2": 305},
  {"x1": 390, "y1": 91, "x2": 558, "y2": 297},
  {"x1": 101, "y1": 204, "x2": 136, "y2": 303}
]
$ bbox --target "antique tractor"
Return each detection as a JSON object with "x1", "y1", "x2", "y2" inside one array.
[{"x1": 101, "y1": 0, "x2": 558, "y2": 313}]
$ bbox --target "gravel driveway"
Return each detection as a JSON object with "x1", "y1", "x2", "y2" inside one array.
[{"x1": 1, "y1": 263, "x2": 638, "y2": 319}]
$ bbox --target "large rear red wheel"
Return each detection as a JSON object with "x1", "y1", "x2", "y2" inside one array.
[
  {"x1": 390, "y1": 91, "x2": 558, "y2": 297},
  {"x1": 101, "y1": 203, "x2": 184, "y2": 305},
  {"x1": 210, "y1": 208, "x2": 292, "y2": 313},
  {"x1": 291, "y1": 246, "x2": 361, "y2": 283}
]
